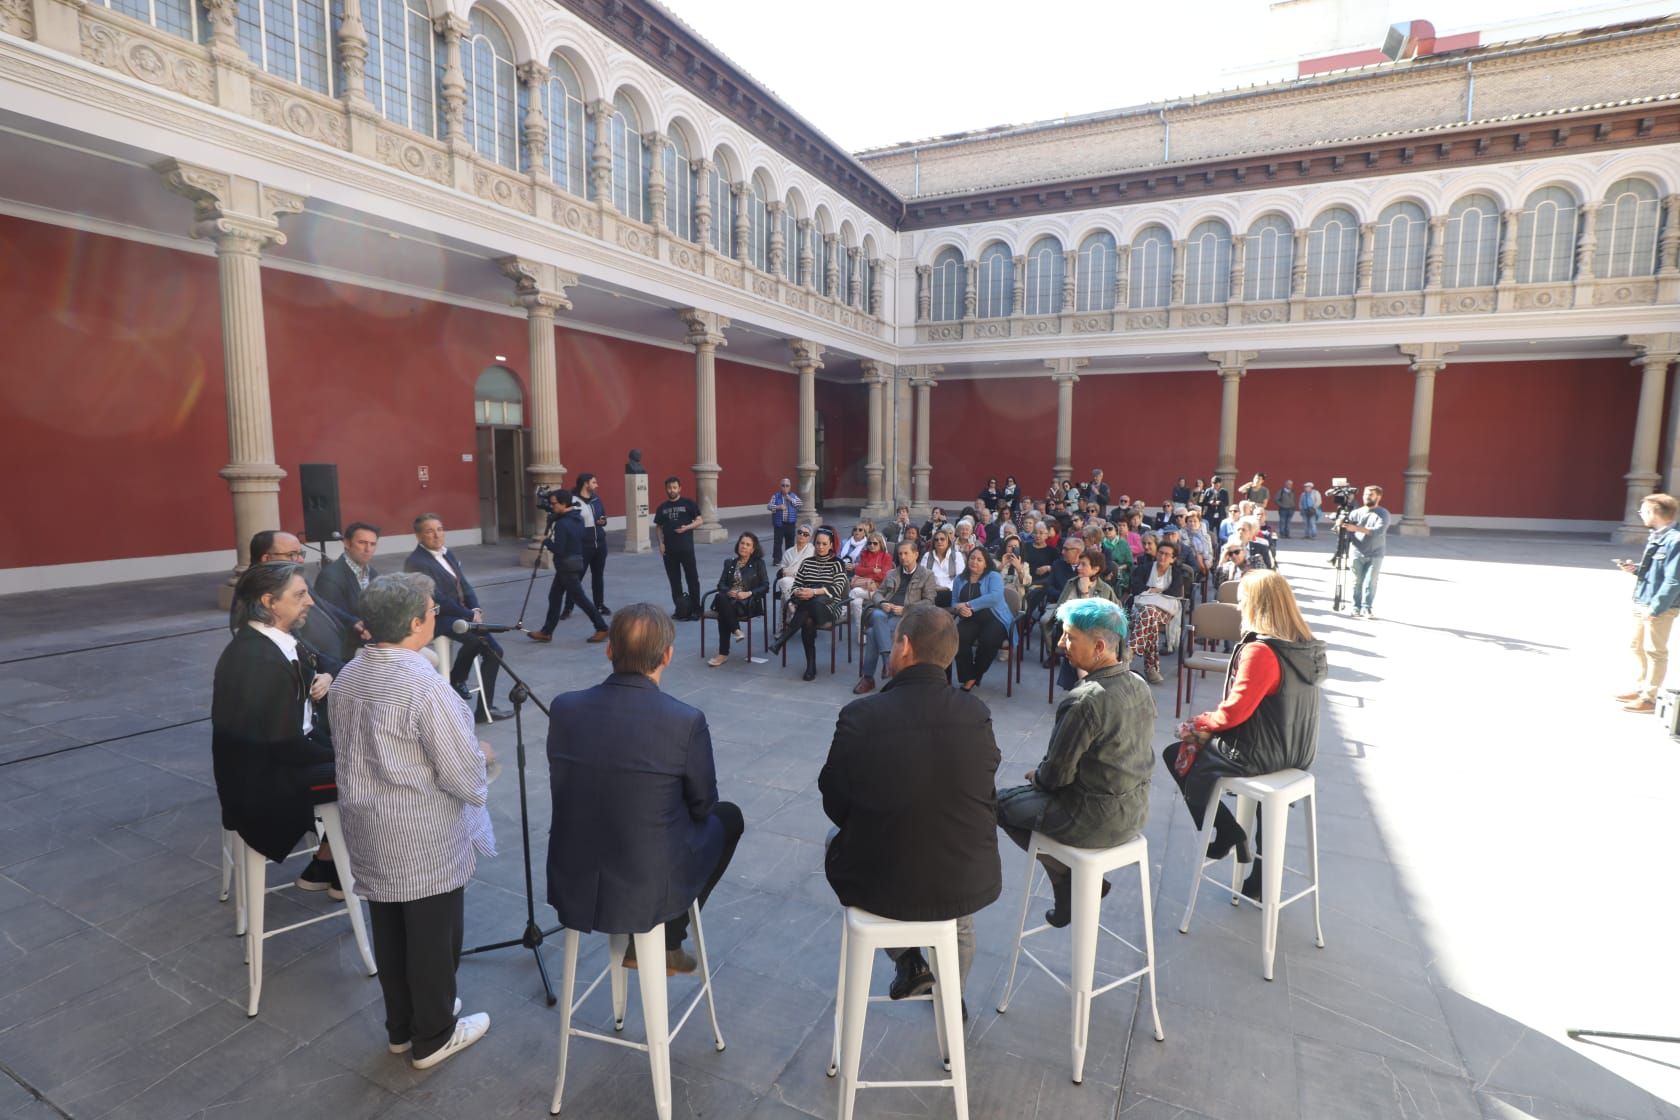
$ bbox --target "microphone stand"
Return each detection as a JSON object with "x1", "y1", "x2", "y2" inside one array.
[{"x1": 458, "y1": 641, "x2": 561, "y2": 1005}]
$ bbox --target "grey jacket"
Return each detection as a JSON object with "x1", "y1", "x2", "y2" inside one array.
[
  {"x1": 866, "y1": 564, "x2": 938, "y2": 616},
  {"x1": 1027, "y1": 663, "x2": 1156, "y2": 847}
]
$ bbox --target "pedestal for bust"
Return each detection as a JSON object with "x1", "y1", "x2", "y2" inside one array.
[{"x1": 624, "y1": 473, "x2": 652, "y2": 554}]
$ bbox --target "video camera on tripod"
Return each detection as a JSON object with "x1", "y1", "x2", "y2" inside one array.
[{"x1": 1327, "y1": 478, "x2": 1359, "y2": 607}]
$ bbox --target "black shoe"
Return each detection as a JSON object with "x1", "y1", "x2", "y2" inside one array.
[
  {"x1": 1241, "y1": 859, "x2": 1263, "y2": 902},
  {"x1": 768, "y1": 628, "x2": 792, "y2": 655},
  {"x1": 597, "y1": 605, "x2": 611, "y2": 616},
  {"x1": 889, "y1": 951, "x2": 934, "y2": 1000},
  {"x1": 1044, "y1": 877, "x2": 1109, "y2": 928},
  {"x1": 802, "y1": 665, "x2": 818, "y2": 682},
  {"x1": 294, "y1": 857, "x2": 337, "y2": 894},
  {"x1": 1206, "y1": 824, "x2": 1252, "y2": 865},
  {"x1": 558, "y1": 608, "x2": 573, "y2": 621},
  {"x1": 962, "y1": 998, "x2": 969, "y2": 1023},
  {"x1": 476, "y1": 705, "x2": 514, "y2": 723}
]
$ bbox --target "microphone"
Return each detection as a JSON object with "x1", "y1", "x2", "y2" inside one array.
[{"x1": 452, "y1": 618, "x2": 523, "y2": 636}]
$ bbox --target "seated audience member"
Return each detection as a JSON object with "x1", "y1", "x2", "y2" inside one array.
[
  {"x1": 1022, "y1": 522, "x2": 1059, "y2": 620},
  {"x1": 921, "y1": 507, "x2": 950, "y2": 544},
  {"x1": 822, "y1": 605, "x2": 1000, "y2": 1005},
  {"x1": 1039, "y1": 536, "x2": 1090, "y2": 646},
  {"x1": 995, "y1": 509, "x2": 1019, "y2": 546},
  {"x1": 775, "y1": 524, "x2": 815, "y2": 605},
  {"x1": 857, "y1": 540, "x2": 938, "y2": 693},
  {"x1": 706, "y1": 532, "x2": 768, "y2": 668},
  {"x1": 1182, "y1": 511, "x2": 1213, "y2": 575},
  {"x1": 547, "y1": 605, "x2": 745, "y2": 974},
  {"x1": 1219, "y1": 501, "x2": 1251, "y2": 545},
  {"x1": 1102, "y1": 522, "x2": 1135, "y2": 589},
  {"x1": 315, "y1": 521, "x2": 381, "y2": 618},
  {"x1": 1238, "y1": 517, "x2": 1277, "y2": 571},
  {"x1": 883, "y1": 506, "x2": 915, "y2": 547},
  {"x1": 997, "y1": 598, "x2": 1154, "y2": 926},
  {"x1": 211, "y1": 561, "x2": 341, "y2": 897},
  {"x1": 1052, "y1": 546, "x2": 1121, "y2": 692},
  {"x1": 978, "y1": 478, "x2": 1002, "y2": 515},
  {"x1": 922, "y1": 528, "x2": 963, "y2": 607},
  {"x1": 330, "y1": 572, "x2": 495, "y2": 1069},
  {"x1": 838, "y1": 523, "x2": 870, "y2": 569},
  {"x1": 1128, "y1": 540, "x2": 1194, "y2": 684},
  {"x1": 1124, "y1": 513, "x2": 1145, "y2": 558},
  {"x1": 1215, "y1": 542, "x2": 1248, "y2": 591},
  {"x1": 769, "y1": 527, "x2": 849, "y2": 681},
  {"x1": 950, "y1": 547, "x2": 1014, "y2": 691},
  {"x1": 405, "y1": 514, "x2": 511, "y2": 721},
  {"x1": 1153, "y1": 500, "x2": 1177, "y2": 531},
  {"x1": 1164, "y1": 570, "x2": 1326, "y2": 900},
  {"x1": 1045, "y1": 478, "x2": 1064, "y2": 504},
  {"x1": 998, "y1": 536, "x2": 1033, "y2": 614},
  {"x1": 1001, "y1": 476, "x2": 1022, "y2": 518},
  {"x1": 952, "y1": 517, "x2": 979, "y2": 558},
  {"x1": 902, "y1": 524, "x2": 922, "y2": 556},
  {"x1": 846, "y1": 531, "x2": 894, "y2": 634},
  {"x1": 974, "y1": 506, "x2": 997, "y2": 551},
  {"x1": 1172, "y1": 477, "x2": 1193, "y2": 506},
  {"x1": 1080, "y1": 526, "x2": 1116, "y2": 584}
]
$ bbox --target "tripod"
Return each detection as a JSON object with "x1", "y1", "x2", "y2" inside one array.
[
  {"x1": 460, "y1": 642, "x2": 561, "y2": 1005},
  {"x1": 1329, "y1": 518, "x2": 1353, "y2": 612}
]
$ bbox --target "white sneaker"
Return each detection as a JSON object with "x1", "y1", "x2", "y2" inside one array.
[
  {"x1": 389, "y1": 999, "x2": 464, "y2": 1053},
  {"x1": 409, "y1": 1011, "x2": 488, "y2": 1069}
]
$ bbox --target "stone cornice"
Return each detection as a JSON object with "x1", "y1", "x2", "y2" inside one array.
[
  {"x1": 899, "y1": 101, "x2": 1680, "y2": 231},
  {"x1": 555, "y1": 0, "x2": 901, "y2": 226}
]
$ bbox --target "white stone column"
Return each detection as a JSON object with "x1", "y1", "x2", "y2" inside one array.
[
  {"x1": 159, "y1": 161, "x2": 302, "y2": 595},
  {"x1": 767, "y1": 201, "x2": 785, "y2": 276},
  {"x1": 1354, "y1": 221, "x2": 1376, "y2": 317},
  {"x1": 868, "y1": 258, "x2": 885, "y2": 317},
  {"x1": 732, "y1": 183, "x2": 751, "y2": 265},
  {"x1": 1288, "y1": 228, "x2": 1309, "y2": 319},
  {"x1": 498, "y1": 258, "x2": 575, "y2": 499},
  {"x1": 1061, "y1": 249, "x2": 1078, "y2": 314},
  {"x1": 797, "y1": 219, "x2": 814, "y2": 287},
  {"x1": 1048, "y1": 357, "x2": 1087, "y2": 484},
  {"x1": 644, "y1": 130, "x2": 667, "y2": 230},
  {"x1": 910, "y1": 367, "x2": 939, "y2": 516},
  {"x1": 915, "y1": 264, "x2": 932, "y2": 321},
  {"x1": 436, "y1": 15, "x2": 469, "y2": 155},
  {"x1": 891, "y1": 368, "x2": 913, "y2": 510},
  {"x1": 823, "y1": 234, "x2": 840, "y2": 298},
  {"x1": 1495, "y1": 208, "x2": 1522, "y2": 308},
  {"x1": 1573, "y1": 201, "x2": 1600, "y2": 283},
  {"x1": 680, "y1": 309, "x2": 730, "y2": 543},
  {"x1": 589, "y1": 99, "x2": 614, "y2": 205},
  {"x1": 201, "y1": 0, "x2": 252, "y2": 114},
  {"x1": 1209, "y1": 350, "x2": 1258, "y2": 487},
  {"x1": 518, "y1": 62, "x2": 551, "y2": 185},
  {"x1": 847, "y1": 247, "x2": 863, "y2": 307},
  {"x1": 1010, "y1": 255, "x2": 1026, "y2": 317},
  {"x1": 1659, "y1": 195, "x2": 1680, "y2": 303},
  {"x1": 861, "y1": 360, "x2": 889, "y2": 519},
  {"x1": 791, "y1": 339, "x2": 825, "y2": 523},
  {"x1": 335, "y1": 0, "x2": 373, "y2": 114},
  {"x1": 1424, "y1": 215, "x2": 1448, "y2": 292},
  {"x1": 1622, "y1": 334, "x2": 1680, "y2": 543},
  {"x1": 962, "y1": 260, "x2": 978, "y2": 321},
  {"x1": 691, "y1": 158, "x2": 713, "y2": 248},
  {"x1": 1395, "y1": 342, "x2": 1459, "y2": 536}
]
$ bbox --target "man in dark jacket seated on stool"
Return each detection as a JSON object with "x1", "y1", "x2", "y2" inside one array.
[
  {"x1": 545, "y1": 604, "x2": 745, "y2": 973},
  {"x1": 820, "y1": 605, "x2": 1002, "y2": 1010}
]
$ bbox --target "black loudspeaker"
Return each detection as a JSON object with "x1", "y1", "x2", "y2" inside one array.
[{"x1": 299, "y1": 463, "x2": 342, "y2": 543}]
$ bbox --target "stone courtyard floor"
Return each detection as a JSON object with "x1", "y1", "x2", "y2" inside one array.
[{"x1": 1, "y1": 519, "x2": 1677, "y2": 1120}]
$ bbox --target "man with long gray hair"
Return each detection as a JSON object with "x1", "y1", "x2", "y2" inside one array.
[{"x1": 330, "y1": 572, "x2": 497, "y2": 1070}]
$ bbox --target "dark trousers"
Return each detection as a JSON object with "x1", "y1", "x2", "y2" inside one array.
[
  {"x1": 451, "y1": 633, "x2": 501, "y2": 706},
  {"x1": 367, "y1": 886, "x2": 465, "y2": 1059},
  {"x1": 563, "y1": 544, "x2": 607, "y2": 612},
  {"x1": 665, "y1": 802, "x2": 744, "y2": 949},
  {"x1": 772, "y1": 521, "x2": 797, "y2": 558},
  {"x1": 1161, "y1": 741, "x2": 1261, "y2": 855},
  {"x1": 663, "y1": 548, "x2": 701, "y2": 615},
  {"x1": 785, "y1": 599, "x2": 834, "y2": 668},
  {"x1": 954, "y1": 612, "x2": 1007, "y2": 685},
  {"x1": 714, "y1": 594, "x2": 758, "y2": 654},
  {"x1": 543, "y1": 565, "x2": 605, "y2": 633}
]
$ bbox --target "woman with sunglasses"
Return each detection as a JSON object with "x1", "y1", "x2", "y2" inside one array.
[
  {"x1": 769, "y1": 527, "x2": 849, "y2": 681},
  {"x1": 846, "y1": 531, "x2": 893, "y2": 635}
]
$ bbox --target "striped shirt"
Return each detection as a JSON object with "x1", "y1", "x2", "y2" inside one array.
[
  {"x1": 328, "y1": 646, "x2": 496, "y2": 903},
  {"x1": 793, "y1": 553, "x2": 848, "y2": 603}
]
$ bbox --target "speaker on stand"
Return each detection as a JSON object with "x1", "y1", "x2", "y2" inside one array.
[{"x1": 300, "y1": 463, "x2": 342, "y2": 568}]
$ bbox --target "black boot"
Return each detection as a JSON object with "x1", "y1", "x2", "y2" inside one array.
[
  {"x1": 768, "y1": 625, "x2": 794, "y2": 655},
  {"x1": 889, "y1": 950, "x2": 933, "y2": 1000},
  {"x1": 1205, "y1": 806, "x2": 1252, "y2": 864},
  {"x1": 802, "y1": 654, "x2": 818, "y2": 682},
  {"x1": 1241, "y1": 858, "x2": 1263, "y2": 901},
  {"x1": 1045, "y1": 874, "x2": 1110, "y2": 928}
]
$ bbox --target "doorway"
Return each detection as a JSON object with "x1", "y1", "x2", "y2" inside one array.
[{"x1": 474, "y1": 366, "x2": 528, "y2": 544}]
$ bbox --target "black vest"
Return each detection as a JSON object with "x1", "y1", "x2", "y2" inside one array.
[{"x1": 1219, "y1": 633, "x2": 1328, "y2": 775}]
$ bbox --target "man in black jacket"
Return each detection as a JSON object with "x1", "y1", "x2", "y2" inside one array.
[
  {"x1": 314, "y1": 522, "x2": 381, "y2": 619},
  {"x1": 529, "y1": 490, "x2": 609, "y2": 644},
  {"x1": 819, "y1": 605, "x2": 1001, "y2": 1006},
  {"x1": 403, "y1": 514, "x2": 511, "y2": 721}
]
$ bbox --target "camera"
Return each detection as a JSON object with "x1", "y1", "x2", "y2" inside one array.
[{"x1": 1326, "y1": 477, "x2": 1360, "y2": 515}]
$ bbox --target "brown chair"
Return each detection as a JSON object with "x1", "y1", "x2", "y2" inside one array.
[
  {"x1": 1216, "y1": 580, "x2": 1240, "y2": 605},
  {"x1": 699, "y1": 588, "x2": 768, "y2": 661},
  {"x1": 780, "y1": 603, "x2": 851, "y2": 674},
  {"x1": 1176, "y1": 602, "x2": 1243, "y2": 718}
]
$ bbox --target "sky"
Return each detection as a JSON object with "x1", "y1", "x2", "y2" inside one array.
[{"x1": 654, "y1": 0, "x2": 1647, "y2": 152}]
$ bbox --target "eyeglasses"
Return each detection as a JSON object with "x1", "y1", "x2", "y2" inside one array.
[
  {"x1": 428, "y1": 603, "x2": 440, "y2": 615},
  {"x1": 277, "y1": 550, "x2": 305, "y2": 561},
  {"x1": 797, "y1": 530, "x2": 811, "y2": 537}
]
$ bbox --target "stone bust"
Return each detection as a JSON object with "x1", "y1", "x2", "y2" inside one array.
[{"x1": 626, "y1": 448, "x2": 646, "y2": 475}]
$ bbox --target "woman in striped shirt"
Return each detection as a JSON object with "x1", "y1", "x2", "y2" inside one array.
[{"x1": 768, "y1": 526, "x2": 849, "y2": 681}]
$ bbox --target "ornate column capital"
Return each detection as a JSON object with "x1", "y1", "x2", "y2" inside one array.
[
  {"x1": 692, "y1": 157, "x2": 714, "y2": 177},
  {"x1": 789, "y1": 339, "x2": 826, "y2": 372},
  {"x1": 1208, "y1": 350, "x2": 1258, "y2": 378},
  {"x1": 517, "y1": 60, "x2": 550, "y2": 85},
  {"x1": 1046, "y1": 357, "x2": 1087, "y2": 383},
  {"x1": 433, "y1": 11, "x2": 467, "y2": 36},
  {"x1": 860, "y1": 359, "x2": 890, "y2": 386},
  {"x1": 158, "y1": 160, "x2": 302, "y2": 249},
  {"x1": 498, "y1": 257, "x2": 576, "y2": 315},
  {"x1": 915, "y1": 264, "x2": 931, "y2": 278},
  {"x1": 1627, "y1": 333, "x2": 1680, "y2": 369},
  {"x1": 680, "y1": 308, "x2": 729, "y2": 350},
  {"x1": 909, "y1": 365, "x2": 942, "y2": 390},
  {"x1": 1398, "y1": 341, "x2": 1459, "y2": 372}
]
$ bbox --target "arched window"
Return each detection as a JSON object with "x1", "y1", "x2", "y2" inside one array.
[
  {"x1": 608, "y1": 94, "x2": 650, "y2": 221},
  {"x1": 1600, "y1": 177, "x2": 1663, "y2": 278},
  {"x1": 1129, "y1": 226, "x2": 1172, "y2": 309},
  {"x1": 236, "y1": 0, "x2": 334, "y2": 94},
  {"x1": 1516, "y1": 186, "x2": 1578, "y2": 284},
  {"x1": 1023, "y1": 236, "x2": 1064, "y2": 315},
  {"x1": 460, "y1": 10, "x2": 516, "y2": 168},
  {"x1": 840, "y1": 231, "x2": 857, "y2": 303},
  {"x1": 1372, "y1": 201, "x2": 1427, "y2": 292},
  {"x1": 929, "y1": 247, "x2": 965, "y2": 322},
  {"x1": 782, "y1": 198, "x2": 799, "y2": 283},
  {"x1": 535, "y1": 57, "x2": 586, "y2": 196},
  {"x1": 1184, "y1": 220, "x2": 1232, "y2": 304},
  {"x1": 474, "y1": 365, "x2": 524, "y2": 426},
  {"x1": 97, "y1": 0, "x2": 203, "y2": 41},
  {"x1": 747, "y1": 173, "x2": 771, "y2": 271},
  {"x1": 357, "y1": 0, "x2": 434, "y2": 134},
  {"x1": 660, "y1": 132, "x2": 695, "y2": 240},
  {"x1": 1305, "y1": 207, "x2": 1358, "y2": 297},
  {"x1": 814, "y1": 226, "x2": 832, "y2": 295},
  {"x1": 857, "y1": 244, "x2": 874, "y2": 311},
  {"x1": 1075, "y1": 231, "x2": 1117, "y2": 312},
  {"x1": 976, "y1": 242, "x2": 1015, "y2": 318},
  {"x1": 1442, "y1": 193, "x2": 1500, "y2": 288},
  {"x1": 1243, "y1": 215, "x2": 1293, "y2": 301},
  {"x1": 706, "y1": 155, "x2": 733, "y2": 255}
]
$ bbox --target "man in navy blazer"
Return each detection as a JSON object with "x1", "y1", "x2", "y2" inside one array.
[
  {"x1": 403, "y1": 513, "x2": 511, "y2": 721},
  {"x1": 545, "y1": 604, "x2": 745, "y2": 973},
  {"x1": 314, "y1": 521, "x2": 381, "y2": 619}
]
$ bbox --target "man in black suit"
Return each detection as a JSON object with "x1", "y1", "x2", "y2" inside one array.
[
  {"x1": 211, "y1": 560, "x2": 342, "y2": 896},
  {"x1": 820, "y1": 605, "x2": 1000, "y2": 1005},
  {"x1": 546, "y1": 604, "x2": 744, "y2": 974},
  {"x1": 314, "y1": 521, "x2": 381, "y2": 618},
  {"x1": 403, "y1": 513, "x2": 511, "y2": 721}
]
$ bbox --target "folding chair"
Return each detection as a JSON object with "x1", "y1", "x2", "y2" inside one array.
[{"x1": 1176, "y1": 601, "x2": 1242, "y2": 717}]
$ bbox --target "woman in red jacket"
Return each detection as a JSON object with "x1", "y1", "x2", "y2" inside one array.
[{"x1": 1162, "y1": 569, "x2": 1327, "y2": 898}]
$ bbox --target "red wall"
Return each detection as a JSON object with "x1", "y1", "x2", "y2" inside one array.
[
  {"x1": 817, "y1": 379, "x2": 868, "y2": 500},
  {"x1": 929, "y1": 377, "x2": 1058, "y2": 500},
  {"x1": 1068, "y1": 371, "x2": 1223, "y2": 503},
  {"x1": 1235, "y1": 364, "x2": 1414, "y2": 508}
]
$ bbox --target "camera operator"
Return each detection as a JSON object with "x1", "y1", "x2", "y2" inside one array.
[{"x1": 1339, "y1": 485, "x2": 1390, "y2": 618}]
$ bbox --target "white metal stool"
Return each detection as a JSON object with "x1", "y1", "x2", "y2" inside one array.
[
  {"x1": 236, "y1": 802, "x2": 378, "y2": 1015},
  {"x1": 1179, "y1": 768, "x2": 1323, "y2": 980},
  {"x1": 550, "y1": 902, "x2": 725, "y2": 1120},
  {"x1": 826, "y1": 907, "x2": 969, "y2": 1120},
  {"x1": 997, "y1": 832, "x2": 1164, "y2": 1083},
  {"x1": 430, "y1": 634, "x2": 490, "y2": 723}
]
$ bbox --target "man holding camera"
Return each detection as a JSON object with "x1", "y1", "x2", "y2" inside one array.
[
  {"x1": 1617, "y1": 493, "x2": 1680, "y2": 714},
  {"x1": 1339, "y1": 485, "x2": 1390, "y2": 619}
]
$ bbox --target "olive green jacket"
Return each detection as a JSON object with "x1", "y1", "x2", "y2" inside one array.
[{"x1": 1029, "y1": 662, "x2": 1156, "y2": 847}]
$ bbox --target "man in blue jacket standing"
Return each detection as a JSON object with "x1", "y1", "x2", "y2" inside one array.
[
  {"x1": 529, "y1": 489, "x2": 609, "y2": 644},
  {"x1": 1618, "y1": 493, "x2": 1680, "y2": 714},
  {"x1": 768, "y1": 477, "x2": 802, "y2": 557},
  {"x1": 545, "y1": 604, "x2": 745, "y2": 972}
]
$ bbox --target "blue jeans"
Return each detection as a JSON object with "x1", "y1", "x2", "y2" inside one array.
[
  {"x1": 1278, "y1": 509, "x2": 1294, "y2": 537},
  {"x1": 1301, "y1": 511, "x2": 1319, "y2": 539},
  {"x1": 1351, "y1": 553, "x2": 1383, "y2": 612},
  {"x1": 862, "y1": 610, "x2": 898, "y2": 678}
]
